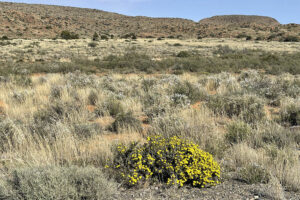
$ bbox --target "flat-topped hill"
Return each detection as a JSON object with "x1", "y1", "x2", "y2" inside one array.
[{"x1": 199, "y1": 15, "x2": 280, "y2": 26}]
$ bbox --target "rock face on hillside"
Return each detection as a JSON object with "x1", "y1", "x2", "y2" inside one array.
[{"x1": 199, "y1": 15, "x2": 280, "y2": 26}]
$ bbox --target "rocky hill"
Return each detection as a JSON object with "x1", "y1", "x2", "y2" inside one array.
[{"x1": 0, "y1": 2, "x2": 299, "y2": 40}]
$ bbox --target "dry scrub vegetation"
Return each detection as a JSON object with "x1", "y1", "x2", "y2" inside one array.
[
  {"x1": 0, "y1": 69, "x2": 299, "y2": 199},
  {"x1": 1, "y1": 38, "x2": 300, "y2": 64}
]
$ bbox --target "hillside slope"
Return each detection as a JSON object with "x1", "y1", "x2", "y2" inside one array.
[
  {"x1": 0, "y1": 2, "x2": 299, "y2": 40},
  {"x1": 0, "y1": 2, "x2": 197, "y2": 38}
]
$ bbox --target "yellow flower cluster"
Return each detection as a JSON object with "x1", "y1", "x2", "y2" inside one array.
[{"x1": 111, "y1": 136, "x2": 220, "y2": 187}]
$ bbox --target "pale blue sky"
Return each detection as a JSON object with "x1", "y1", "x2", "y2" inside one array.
[{"x1": 1, "y1": 0, "x2": 300, "y2": 24}]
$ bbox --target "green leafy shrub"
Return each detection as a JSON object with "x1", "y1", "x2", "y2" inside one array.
[
  {"x1": 110, "y1": 135, "x2": 220, "y2": 187},
  {"x1": 225, "y1": 121, "x2": 252, "y2": 144},
  {"x1": 0, "y1": 166, "x2": 117, "y2": 200}
]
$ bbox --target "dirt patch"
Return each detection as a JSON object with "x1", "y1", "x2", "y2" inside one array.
[
  {"x1": 191, "y1": 101, "x2": 202, "y2": 110},
  {"x1": 138, "y1": 115, "x2": 148, "y2": 123},
  {"x1": 101, "y1": 133, "x2": 144, "y2": 142},
  {"x1": 0, "y1": 100, "x2": 7, "y2": 114},
  {"x1": 31, "y1": 73, "x2": 46, "y2": 78},
  {"x1": 86, "y1": 105, "x2": 96, "y2": 112},
  {"x1": 141, "y1": 124, "x2": 151, "y2": 136},
  {"x1": 264, "y1": 105, "x2": 280, "y2": 120}
]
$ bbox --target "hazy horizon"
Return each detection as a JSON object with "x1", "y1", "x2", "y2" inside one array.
[{"x1": 1, "y1": 0, "x2": 300, "y2": 24}]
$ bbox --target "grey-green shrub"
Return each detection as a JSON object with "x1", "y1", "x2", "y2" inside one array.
[
  {"x1": 0, "y1": 119, "x2": 23, "y2": 152},
  {"x1": 50, "y1": 85, "x2": 63, "y2": 99},
  {"x1": 207, "y1": 94, "x2": 265, "y2": 124},
  {"x1": 73, "y1": 123, "x2": 103, "y2": 138},
  {"x1": 238, "y1": 164, "x2": 270, "y2": 184},
  {"x1": 253, "y1": 123, "x2": 300, "y2": 149},
  {"x1": 225, "y1": 121, "x2": 252, "y2": 144},
  {"x1": 280, "y1": 103, "x2": 300, "y2": 126},
  {"x1": 94, "y1": 98, "x2": 124, "y2": 117},
  {"x1": 0, "y1": 166, "x2": 117, "y2": 200},
  {"x1": 172, "y1": 81, "x2": 206, "y2": 103},
  {"x1": 111, "y1": 112, "x2": 141, "y2": 133},
  {"x1": 87, "y1": 90, "x2": 98, "y2": 105}
]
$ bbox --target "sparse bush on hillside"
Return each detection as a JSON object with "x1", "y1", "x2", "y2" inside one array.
[
  {"x1": 61, "y1": 30, "x2": 79, "y2": 40},
  {"x1": 255, "y1": 36, "x2": 264, "y2": 41},
  {"x1": 92, "y1": 32, "x2": 99, "y2": 41},
  {"x1": 281, "y1": 35, "x2": 299, "y2": 42},
  {"x1": 101, "y1": 35, "x2": 109, "y2": 40},
  {"x1": 236, "y1": 33, "x2": 248, "y2": 39},
  {"x1": 246, "y1": 35, "x2": 252, "y2": 40},
  {"x1": 110, "y1": 136, "x2": 220, "y2": 187},
  {"x1": 1, "y1": 36, "x2": 9, "y2": 40},
  {"x1": 121, "y1": 33, "x2": 137, "y2": 39}
]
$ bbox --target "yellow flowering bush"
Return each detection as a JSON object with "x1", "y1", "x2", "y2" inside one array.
[{"x1": 111, "y1": 135, "x2": 220, "y2": 187}]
